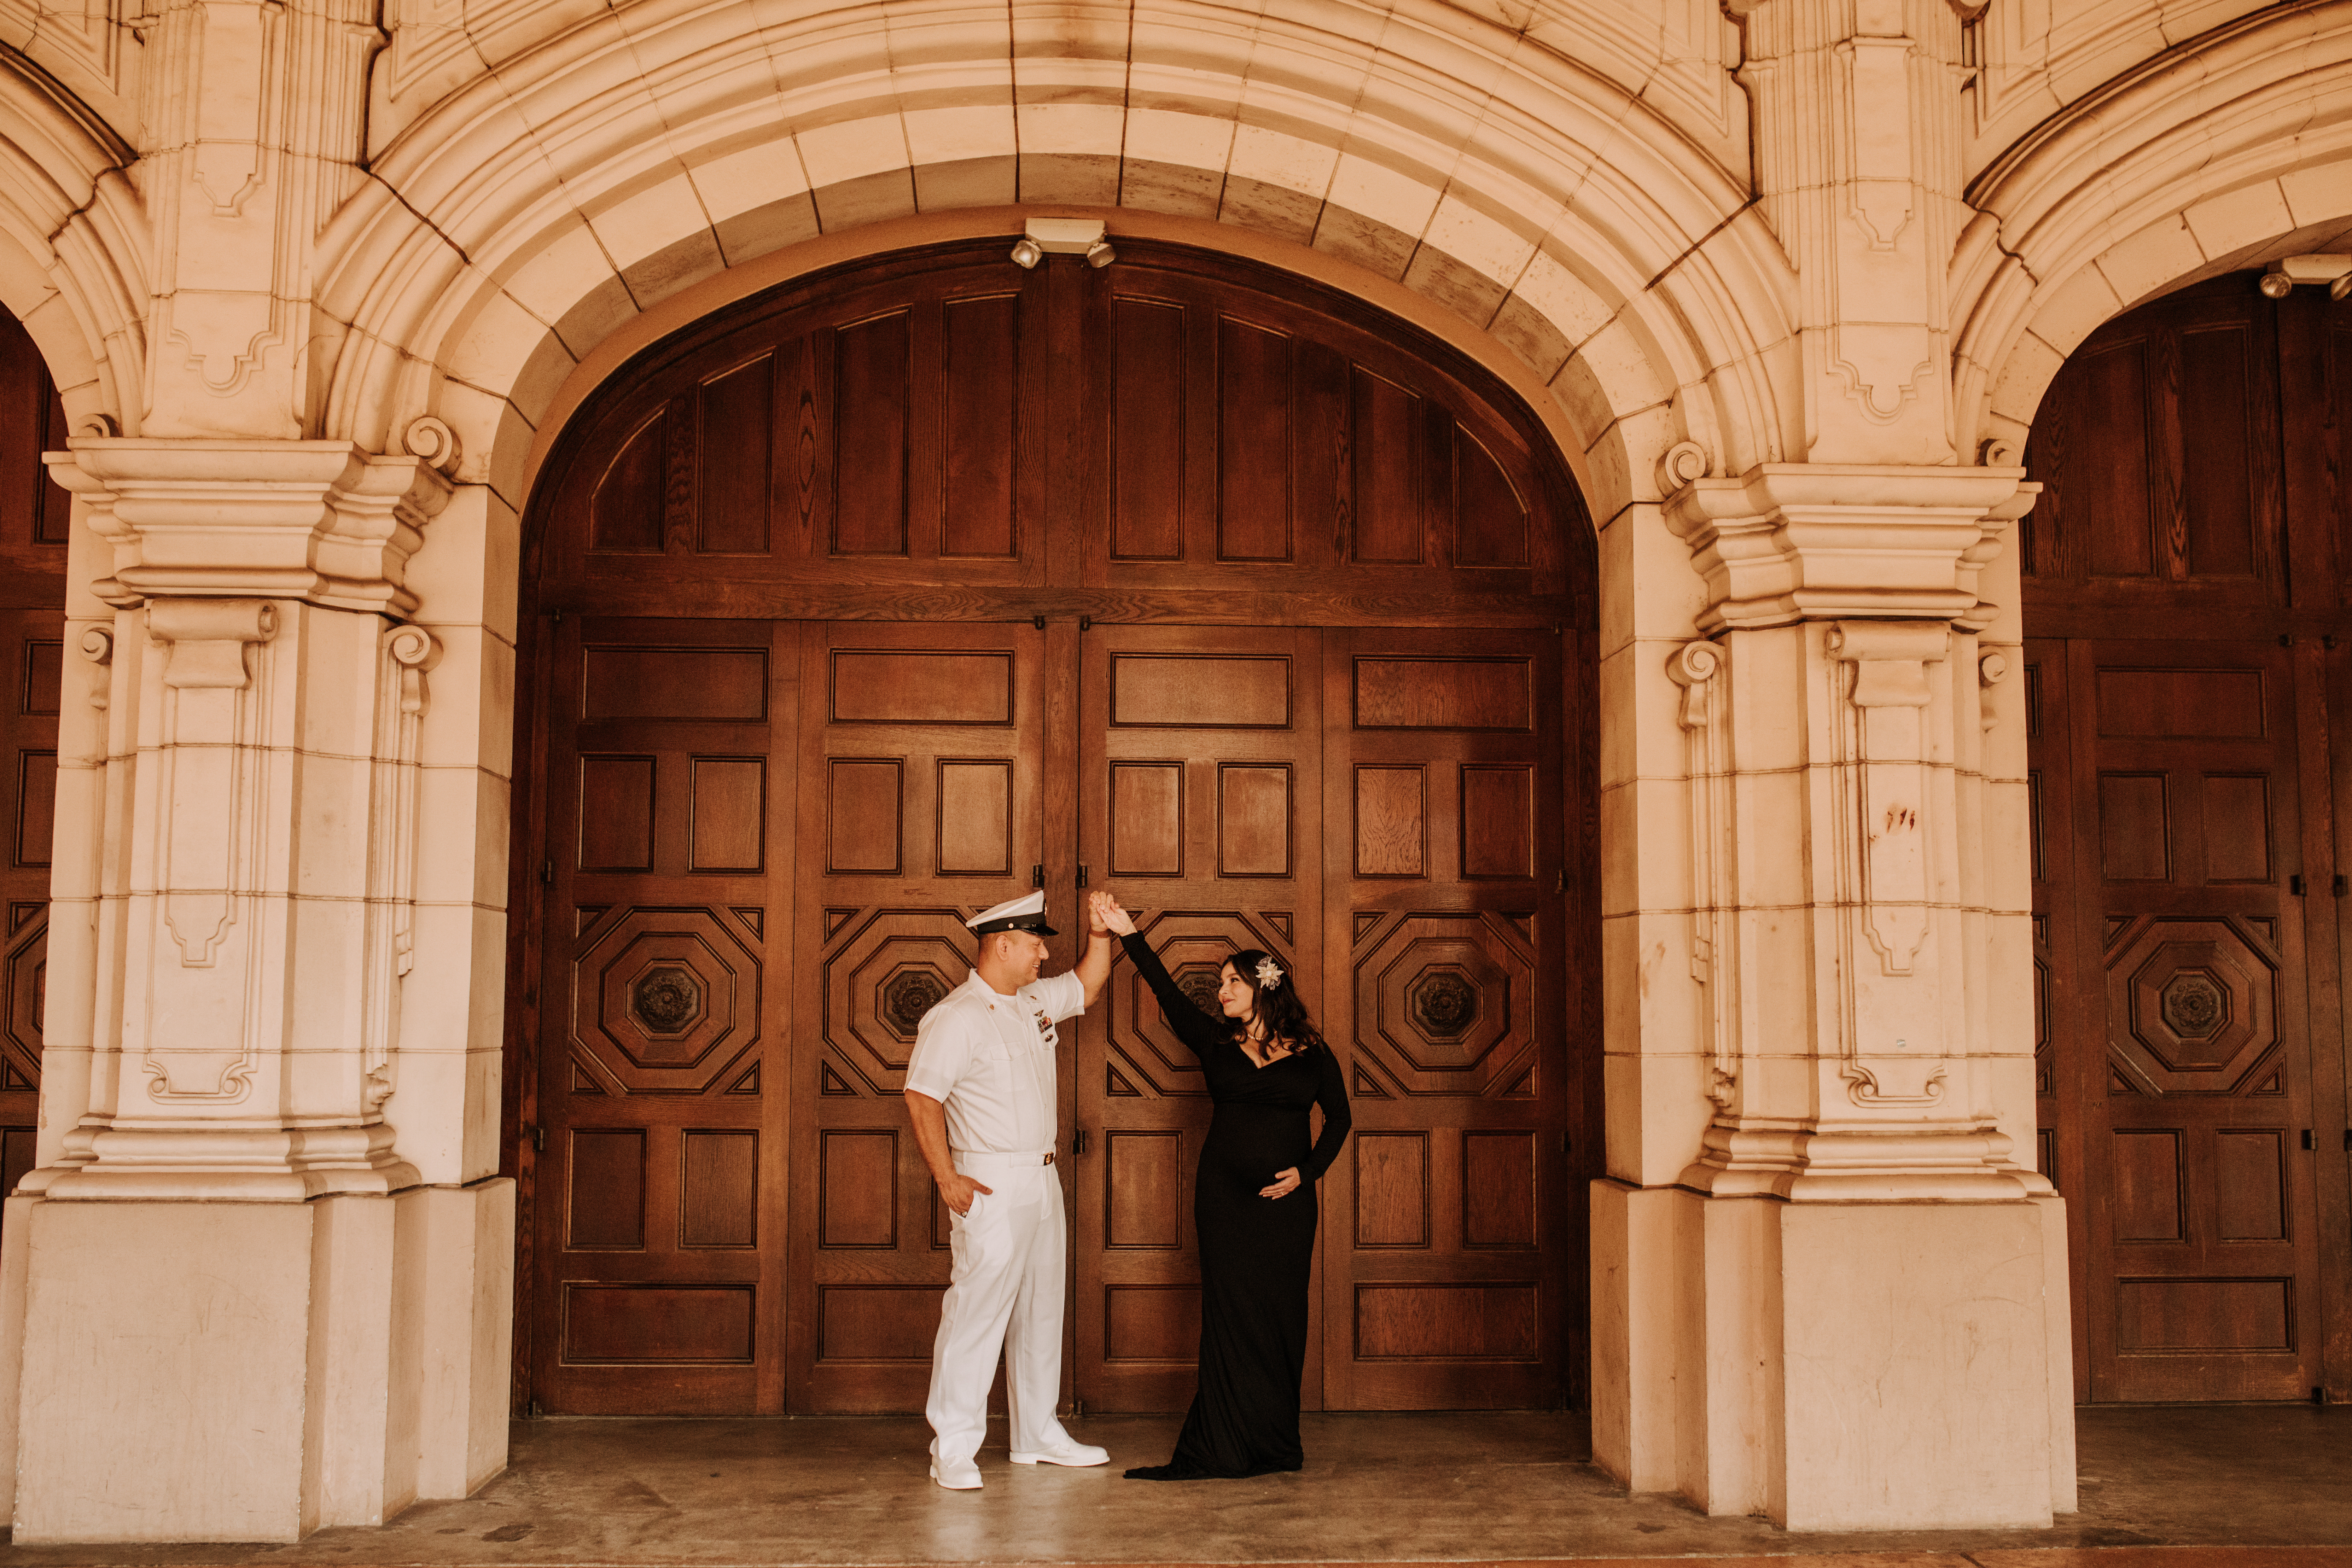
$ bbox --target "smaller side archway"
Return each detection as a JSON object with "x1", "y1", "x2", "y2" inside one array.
[
  {"x1": 1957, "y1": 2, "x2": 2352, "y2": 1411},
  {"x1": 0, "y1": 47, "x2": 144, "y2": 438},
  {"x1": 1957, "y1": 0, "x2": 2352, "y2": 460}
]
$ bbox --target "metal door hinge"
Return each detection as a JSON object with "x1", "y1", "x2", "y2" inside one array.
[
  {"x1": 2292, "y1": 874, "x2": 2308, "y2": 895},
  {"x1": 1077, "y1": 864, "x2": 1089, "y2": 888},
  {"x1": 1071, "y1": 1398, "x2": 1087, "y2": 1417},
  {"x1": 2335, "y1": 874, "x2": 2347, "y2": 897},
  {"x1": 1032, "y1": 863, "x2": 1044, "y2": 888},
  {"x1": 1072, "y1": 1129, "x2": 1090, "y2": 1156},
  {"x1": 2303, "y1": 1129, "x2": 2316, "y2": 1151},
  {"x1": 542, "y1": 859, "x2": 553, "y2": 885},
  {"x1": 1033, "y1": 616, "x2": 1047, "y2": 630},
  {"x1": 1079, "y1": 616, "x2": 1093, "y2": 631},
  {"x1": 531, "y1": 1125, "x2": 546, "y2": 1153}
]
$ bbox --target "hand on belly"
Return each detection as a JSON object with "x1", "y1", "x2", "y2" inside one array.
[{"x1": 1258, "y1": 1167, "x2": 1301, "y2": 1199}]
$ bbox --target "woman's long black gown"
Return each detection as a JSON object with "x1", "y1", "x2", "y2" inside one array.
[{"x1": 1118, "y1": 932, "x2": 1351, "y2": 1479}]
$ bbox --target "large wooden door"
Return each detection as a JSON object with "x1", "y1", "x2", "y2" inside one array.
[
  {"x1": 1071, "y1": 624, "x2": 1576, "y2": 1412},
  {"x1": 1317, "y1": 626, "x2": 1574, "y2": 1409},
  {"x1": 516, "y1": 238, "x2": 1600, "y2": 1415},
  {"x1": 0, "y1": 309, "x2": 70, "y2": 1228},
  {"x1": 2026, "y1": 275, "x2": 2352, "y2": 1403},
  {"x1": 787, "y1": 620, "x2": 1048, "y2": 1411},
  {"x1": 1075, "y1": 624, "x2": 1326, "y2": 1412},
  {"x1": 532, "y1": 618, "x2": 792, "y2": 1413},
  {"x1": 2033, "y1": 638, "x2": 2323, "y2": 1400}
]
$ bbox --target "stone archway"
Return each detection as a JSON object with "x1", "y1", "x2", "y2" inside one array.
[
  {"x1": 0, "y1": 51, "x2": 142, "y2": 439},
  {"x1": 311, "y1": 0, "x2": 1796, "y2": 531},
  {"x1": 1958, "y1": 1, "x2": 2352, "y2": 460}
]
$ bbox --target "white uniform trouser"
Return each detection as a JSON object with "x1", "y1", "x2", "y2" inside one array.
[{"x1": 927, "y1": 1155, "x2": 1072, "y2": 1465}]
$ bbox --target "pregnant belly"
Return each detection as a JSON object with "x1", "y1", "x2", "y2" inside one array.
[{"x1": 1201, "y1": 1107, "x2": 1310, "y2": 1185}]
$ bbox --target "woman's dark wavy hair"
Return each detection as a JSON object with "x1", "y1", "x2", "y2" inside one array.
[{"x1": 1221, "y1": 948, "x2": 1326, "y2": 1055}]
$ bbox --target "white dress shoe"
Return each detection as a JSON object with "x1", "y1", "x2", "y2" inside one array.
[
  {"x1": 1010, "y1": 1438, "x2": 1110, "y2": 1467},
  {"x1": 930, "y1": 1456, "x2": 983, "y2": 1490}
]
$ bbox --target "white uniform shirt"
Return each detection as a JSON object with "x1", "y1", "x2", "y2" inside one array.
[{"x1": 904, "y1": 970, "x2": 1085, "y2": 1155}]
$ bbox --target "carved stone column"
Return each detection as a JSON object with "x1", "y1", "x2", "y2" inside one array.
[
  {"x1": 29, "y1": 441, "x2": 447, "y2": 1199},
  {"x1": 1579, "y1": 0, "x2": 2073, "y2": 1531},
  {"x1": 2, "y1": 436, "x2": 512, "y2": 1542},
  {"x1": 1591, "y1": 454, "x2": 2071, "y2": 1528}
]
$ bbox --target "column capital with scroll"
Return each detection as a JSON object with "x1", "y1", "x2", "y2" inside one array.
[{"x1": 48, "y1": 437, "x2": 454, "y2": 618}]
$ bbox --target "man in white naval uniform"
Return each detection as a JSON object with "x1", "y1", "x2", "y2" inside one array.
[{"x1": 904, "y1": 888, "x2": 1114, "y2": 1489}]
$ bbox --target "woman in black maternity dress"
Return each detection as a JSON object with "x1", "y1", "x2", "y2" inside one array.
[{"x1": 1091, "y1": 892, "x2": 1350, "y2": 1479}]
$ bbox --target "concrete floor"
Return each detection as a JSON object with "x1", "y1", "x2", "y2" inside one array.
[{"x1": 3, "y1": 1405, "x2": 2345, "y2": 1566}]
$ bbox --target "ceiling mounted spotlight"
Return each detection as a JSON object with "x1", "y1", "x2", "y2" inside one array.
[
  {"x1": 1013, "y1": 217, "x2": 1115, "y2": 269},
  {"x1": 2260, "y1": 254, "x2": 2352, "y2": 298}
]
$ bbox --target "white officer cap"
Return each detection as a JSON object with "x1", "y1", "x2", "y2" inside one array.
[{"x1": 966, "y1": 890, "x2": 1057, "y2": 937}]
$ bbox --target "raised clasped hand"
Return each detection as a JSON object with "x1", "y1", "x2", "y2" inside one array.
[
  {"x1": 1258, "y1": 1166, "x2": 1300, "y2": 1200},
  {"x1": 941, "y1": 1171, "x2": 994, "y2": 1216},
  {"x1": 1090, "y1": 890, "x2": 1138, "y2": 936}
]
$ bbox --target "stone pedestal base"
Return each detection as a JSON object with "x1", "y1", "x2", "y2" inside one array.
[
  {"x1": 0, "y1": 1180, "x2": 512, "y2": 1543},
  {"x1": 1592, "y1": 1180, "x2": 2077, "y2": 1529}
]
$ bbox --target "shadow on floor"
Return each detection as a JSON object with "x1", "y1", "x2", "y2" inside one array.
[{"x1": 4, "y1": 1404, "x2": 2347, "y2": 1565}]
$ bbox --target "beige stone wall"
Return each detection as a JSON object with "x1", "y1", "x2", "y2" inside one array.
[{"x1": 0, "y1": 0, "x2": 2339, "y2": 1541}]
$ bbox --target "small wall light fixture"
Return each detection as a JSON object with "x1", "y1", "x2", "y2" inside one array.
[
  {"x1": 1011, "y1": 217, "x2": 1114, "y2": 269},
  {"x1": 2259, "y1": 254, "x2": 2352, "y2": 299}
]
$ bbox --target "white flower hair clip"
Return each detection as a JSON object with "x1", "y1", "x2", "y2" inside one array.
[{"x1": 1255, "y1": 956, "x2": 1285, "y2": 991}]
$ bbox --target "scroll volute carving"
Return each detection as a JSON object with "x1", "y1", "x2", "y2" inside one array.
[
  {"x1": 1669, "y1": 639, "x2": 1738, "y2": 1113},
  {"x1": 362, "y1": 622, "x2": 441, "y2": 1112}
]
